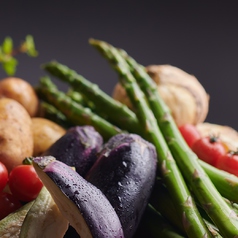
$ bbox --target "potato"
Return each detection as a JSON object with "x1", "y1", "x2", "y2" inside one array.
[
  {"x1": 0, "y1": 98, "x2": 33, "y2": 172},
  {"x1": 32, "y1": 117, "x2": 66, "y2": 156},
  {"x1": 0, "y1": 77, "x2": 39, "y2": 117}
]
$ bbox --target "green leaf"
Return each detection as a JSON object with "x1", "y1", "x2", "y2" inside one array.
[
  {"x1": 25, "y1": 35, "x2": 38, "y2": 57},
  {"x1": 2, "y1": 57, "x2": 18, "y2": 75},
  {"x1": 0, "y1": 35, "x2": 38, "y2": 75},
  {"x1": 2, "y1": 37, "x2": 13, "y2": 54}
]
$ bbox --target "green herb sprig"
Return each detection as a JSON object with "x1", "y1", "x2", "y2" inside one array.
[{"x1": 0, "y1": 35, "x2": 38, "y2": 75}]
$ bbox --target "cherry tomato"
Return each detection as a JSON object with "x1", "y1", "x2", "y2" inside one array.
[
  {"x1": 0, "y1": 192, "x2": 22, "y2": 220},
  {"x1": 216, "y1": 151, "x2": 238, "y2": 176},
  {"x1": 179, "y1": 124, "x2": 201, "y2": 148},
  {"x1": 8, "y1": 165, "x2": 43, "y2": 202},
  {"x1": 0, "y1": 162, "x2": 8, "y2": 192},
  {"x1": 192, "y1": 135, "x2": 226, "y2": 166}
]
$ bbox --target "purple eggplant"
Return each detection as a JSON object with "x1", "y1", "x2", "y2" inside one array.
[
  {"x1": 33, "y1": 156, "x2": 124, "y2": 238},
  {"x1": 42, "y1": 125, "x2": 103, "y2": 177},
  {"x1": 85, "y1": 133, "x2": 157, "y2": 238}
]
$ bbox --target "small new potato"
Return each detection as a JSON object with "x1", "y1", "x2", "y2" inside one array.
[
  {"x1": 0, "y1": 77, "x2": 39, "y2": 117},
  {"x1": 32, "y1": 117, "x2": 66, "y2": 156},
  {"x1": 0, "y1": 98, "x2": 34, "y2": 172}
]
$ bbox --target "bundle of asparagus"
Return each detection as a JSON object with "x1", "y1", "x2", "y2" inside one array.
[{"x1": 36, "y1": 40, "x2": 238, "y2": 237}]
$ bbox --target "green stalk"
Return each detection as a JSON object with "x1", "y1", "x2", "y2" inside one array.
[
  {"x1": 117, "y1": 47, "x2": 238, "y2": 237},
  {"x1": 199, "y1": 159, "x2": 238, "y2": 203},
  {"x1": 35, "y1": 77, "x2": 123, "y2": 140},
  {"x1": 150, "y1": 179, "x2": 222, "y2": 237},
  {"x1": 89, "y1": 38, "x2": 213, "y2": 238},
  {"x1": 42, "y1": 61, "x2": 142, "y2": 134},
  {"x1": 66, "y1": 89, "x2": 114, "y2": 122},
  {"x1": 66, "y1": 89, "x2": 85, "y2": 104},
  {"x1": 39, "y1": 101, "x2": 73, "y2": 129}
]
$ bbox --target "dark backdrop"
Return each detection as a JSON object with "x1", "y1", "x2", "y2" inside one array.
[{"x1": 1, "y1": 0, "x2": 238, "y2": 130}]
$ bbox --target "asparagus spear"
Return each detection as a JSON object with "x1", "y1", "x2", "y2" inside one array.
[
  {"x1": 39, "y1": 101, "x2": 73, "y2": 129},
  {"x1": 115, "y1": 45, "x2": 238, "y2": 237},
  {"x1": 35, "y1": 77, "x2": 123, "y2": 140},
  {"x1": 66, "y1": 89, "x2": 85, "y2": 104},
  {"x1": 150, "y1": 179, "x2": 222, "y2": 237},
  {"x1": 199, "y1": 159, "x2": 238, "y2": 202},
  {"x1": 89, "y1": 39, "x2": 212, "y2": 238},
  {"x1": 42, "y1": 61, "x2": 142, "y2": 134},
  {"x1": 66, "y1": 88, "x2": 103, "y2": 115}
]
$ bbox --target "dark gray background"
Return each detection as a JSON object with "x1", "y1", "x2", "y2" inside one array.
[{"x1": 1, "y1": 0, "x2": 238, "y2": 130}]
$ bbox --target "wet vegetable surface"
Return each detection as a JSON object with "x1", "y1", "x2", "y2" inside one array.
[
  {"x1": 86, "y1": 133, "x2": 157, "y2": 238},
  {"x1": 43, "y1": 125, "x2": 103, "y2": 177}
]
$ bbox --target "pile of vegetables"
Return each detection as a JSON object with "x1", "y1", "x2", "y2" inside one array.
[{"x1": 1, "y1": 38, "x2": 238, "y2": 237}]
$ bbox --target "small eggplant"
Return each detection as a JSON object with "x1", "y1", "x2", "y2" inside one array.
[
  {"x1": 85, "y1": 133, "x2": 157, "y2": 238},
  {"x1": 33, "y1": 156, "x2": 124, "y2": 238},
  {"x1": 42, "y1": 125, "x2": 103, "y2": 177}
]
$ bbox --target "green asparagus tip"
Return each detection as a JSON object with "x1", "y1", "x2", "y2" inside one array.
[
  {"x1": 41, "y1": 60, "x2": 57, "y2": 70},
  {"x1": 88, "y1": 38, "x2": 98, "y2": 45},
  {"x1": 89, "y1": 38, "x2": 109, "y2": 49}
]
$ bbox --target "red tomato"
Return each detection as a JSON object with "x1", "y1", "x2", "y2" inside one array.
[
  {"x1": 0, "y1": 162, "x2": 8, "y2": 192},
  {"x1": 216, "y1": 151, "x2": 238, "y2": 176},
  {"x1": 0, "y1": 192, "x2": 22, "y2": 220},
  {"x1": 179, "y1": 124, "x2": 201, "y2": 148},
  {"x1": 8, "y1": 165, "x2": 43, "y2": 202},
  {"x1": 192, "y1": 135, "x2": 226, "y2": 166}
]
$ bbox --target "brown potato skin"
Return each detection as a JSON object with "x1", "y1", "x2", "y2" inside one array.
[
  {"x1": 32, "y1": 117, "x2": 66, "y2": 156},
  {"x1": 0, "y1": 98, "x2": 33, "y2": 172},
  {"x1": 0, "y1": 77, "x2": 39, "y2": 117}
]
